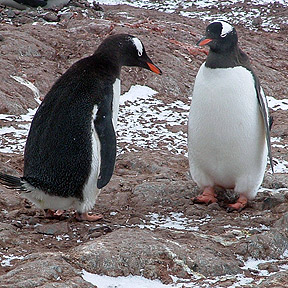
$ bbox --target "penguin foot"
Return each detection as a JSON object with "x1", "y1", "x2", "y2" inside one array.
[
  {"x1": 75, "y1": 212, "x2": 103, "y2": 222},
  {"x1": 192, "y1": 187, "x2": 217, "y2": 205},
  {"x1": 226, "y1": 195, "x2": 248, "y2": 212},
  {"x1": 44, "y1": 209, "x2": 65, "y2": 219}
]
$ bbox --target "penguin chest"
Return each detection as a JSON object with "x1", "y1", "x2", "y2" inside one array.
[{"x1": 188, "y1": 65, "x2": 267, "y2": 187}]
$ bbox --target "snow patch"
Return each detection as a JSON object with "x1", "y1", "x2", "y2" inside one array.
[
  {"x1": 267, "y1": 96, "x2": 288, "y2": 111},
  {"x1": 0, "y1": 254, "x2": 24, "y2": 267},
  {"x1": 10, "y1": 75, "x2": 41, "y2": 103},
  {"x1": 136, "y1": 212, "x2": 211, "y2": 232},
  {"x1": 82, "y1": 270, "x2": 176, "y2": 288},
  {"x1": 89, "y1": 0, "x2": 287, "y2": 32}
]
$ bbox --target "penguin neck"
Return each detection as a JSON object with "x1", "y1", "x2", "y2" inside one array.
[
  {"x1": 205, "y1": 45, "x2": 250, "y2": 69},
  {"x1": 92, "y1": 51, "x2": 122, "y2": 78}
]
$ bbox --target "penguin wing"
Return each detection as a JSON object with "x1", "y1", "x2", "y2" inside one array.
[
  {"x1": 254, "y1": 75, "x2": 274, "y2": 172},
  {"x1": 94, "y1": 114, "x2": 116, "y2": 189}
]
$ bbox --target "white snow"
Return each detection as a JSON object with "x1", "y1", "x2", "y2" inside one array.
[
  {"x1": 137, "y1": 212, "x2": 211, "y2": 231},
  {"x1": 0, "y1": 254, "x2": 24, "y2": 267},
  {"x1": 119, "y1": 84, "x2": 157, "y2": 105},
  {"x1": 272, "y1": 158, "x2": 288, "y2": 174},
  {"x1": 117, "y1": 85, "x2": 189, "y2": 154},
  {"x1": 10, "y1": 75, "x2": 41, "y2": 103},
  {"x1": 87, "y1": 0, "x2": 287, "y2": 32},
  {"x1": 267, "y1": 96, "x2": 288, "y2": 111},
  {"x1": 82, "y1": 270, "x2": 179, "y2": 288}
]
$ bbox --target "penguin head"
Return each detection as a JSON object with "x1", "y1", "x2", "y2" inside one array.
[
  {"x1": 197, "y1": 21, "x2": 238, "y2": 53},
  {"x1": 95, "y1": 34, "x2": 162, "y2": 75}
]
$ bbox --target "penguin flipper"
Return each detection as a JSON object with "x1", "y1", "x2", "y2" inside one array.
[
  {"x1": 94, "y1": 115, "x2": 116, "y2": 189},
  {"x1": 254, "y1": 75, "x2": 274, "y2": 172}
]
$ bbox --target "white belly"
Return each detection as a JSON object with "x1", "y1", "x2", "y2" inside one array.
[{"x1": 188, "y1": 64, "x2": 267, "y2": 199}]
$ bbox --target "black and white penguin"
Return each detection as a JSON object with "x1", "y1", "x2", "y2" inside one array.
[
  {"x1": 0, "y1": 0, "x2": 69, "y2": 9},
  {"x1": 188, "y1": 21, "x2": 273, "y2": 211},
  {"x1": 0, "y1": 34, "x2": 162, "y2": 221}
]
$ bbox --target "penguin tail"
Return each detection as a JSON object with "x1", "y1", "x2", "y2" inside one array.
[{"x1": 0, "y1": 172, "x2": 25, "y2": 191}]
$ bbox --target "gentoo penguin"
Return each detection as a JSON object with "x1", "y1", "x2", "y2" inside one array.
[
  {"x1": 0, "y1": 0, "x2": 69, "y2": 9},
  {"x1": 188, "y1": 21, "x2": 273, "y2": 212},
  {"x1": 0, "y1": 34, "x2": 162, "y2": 221}
]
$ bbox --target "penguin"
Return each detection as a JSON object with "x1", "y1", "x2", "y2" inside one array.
[
  {"x1": 188, "y1": 21, "x2": 273, "y2": 212},
  {"x1": 0, "y1": 0, "x2": 69, "y2": 10},
  {"x1": 0, "y1": 34, "x2": 162, "y2": 221}
]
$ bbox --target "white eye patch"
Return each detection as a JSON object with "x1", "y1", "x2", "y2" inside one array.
[
  {"x1": 219, "y1": 21, "x2": 233, "y2": 37},
  {"x1": 131, "y1": 37, "x2": 143, "y2": 56}
]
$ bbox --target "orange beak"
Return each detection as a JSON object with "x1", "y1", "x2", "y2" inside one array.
[
  {"x1": 197, "y1": 38, "x2": 213, "y2": 46},
  {"x1": 147, "y1": 62, "x2": 162, "y2": 75}
]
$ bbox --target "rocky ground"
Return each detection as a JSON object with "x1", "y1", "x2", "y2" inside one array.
[{"x1": 0, "y1": 1, "x2": 288, "y2": 287}]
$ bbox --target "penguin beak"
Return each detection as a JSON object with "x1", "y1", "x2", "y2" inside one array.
[
  {"x1": 147, "y1": 62, "x2": 162, "y2": 75},
  {"x1": 197, "y1": 37, "x2": 213, "y2": 46}
]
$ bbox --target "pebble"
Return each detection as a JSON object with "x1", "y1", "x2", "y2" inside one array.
[
  {"x1": 36, "y1": 222, "x2": 69, "y2": 235},
  {"x1": 43, "y1": 12, "x2": 59, "y2": 22},
  {"x1": 7, "y1": 9, "x2": 15, "y2": 18}
]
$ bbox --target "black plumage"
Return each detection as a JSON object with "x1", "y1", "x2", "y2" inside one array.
[{"x1": 0, "y1": 34, "x2": 162, "y2": 220}]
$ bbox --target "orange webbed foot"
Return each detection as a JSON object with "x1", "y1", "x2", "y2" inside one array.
[
  {"x1": 226, "y1": 195, "x2": 248, "y2": 212},
  {"x1": 75, "y1": 212, "x2": 103, "y2": 222},
  {"x1": 192, "y1": 187, "x2": 217, "y2": 205}
]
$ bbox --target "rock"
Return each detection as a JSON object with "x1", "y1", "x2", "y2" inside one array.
[
  {"x1": 42, "y1": 12, "x2": 59, "y2": 22},
  {"x1": 68, "y1": 228, "x2": 242, "y2": 282},
  {"x1": 0, "y1": 223, "x2": 17, "y2": 247},
  {"x1": 131, "y1": 181, "x2": 194, "y2": 210},
  {"x1": 259, "y1": 270, "x2": 288, "y2": 287},
  {"x1": 236, "y1": 229, "x2": 288, "y2": 259},
  {"x1": 258, "y1": 262, "x2": 279, "y2": 273},
  {"x1": 59, "y1": 11, "x2": 74, "y2": 21},
  {"x1": 274, "y1": 212, "x2": 288, "y2": 235},
  {"x1": 262, "y1": 193, "x2": 286, "y2": 210},
  {"x1": 36, "y1": 222, "x2": 69, "y2": 235},
  {"x1": 7, "y1": 9, "x2": 15, "y2": 18},
  {"x1": 0, "y1": 252, "x2": 94, "y2": 288}
]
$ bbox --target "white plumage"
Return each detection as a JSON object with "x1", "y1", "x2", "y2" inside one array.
[{"x1": 188, "y1": 64, "x2": 268, "y2": 200}]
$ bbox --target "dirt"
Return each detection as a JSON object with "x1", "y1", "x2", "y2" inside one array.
[{"x1": 0, "y1": 1, "x2": 288, "y2": 287}]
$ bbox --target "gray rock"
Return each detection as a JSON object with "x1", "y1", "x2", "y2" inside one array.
[
  {"x1": 0, "y1": 252, "x2": 94, "y2": 288},
  {"x1": 259, "y1": 270, "x2": 288, "y2": 287},
  {"x1": 132, "y1": 181, "x2": 195, "y2": 210},
  {"x1": 0, "y1": 223, "x2": 17, "y2": 247},
  {"x1": 236, "y1": 229, "x2": 288, "y2": 259},
  {"x1": 36, "y1": 222, "x2": 70, "y2": 236},
  {"x1": 42, "y1": 12, "x2": 59, "y2": 22},
  {"x1": 68, "y1": 228, "x2": 242, "y2": 282}
]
